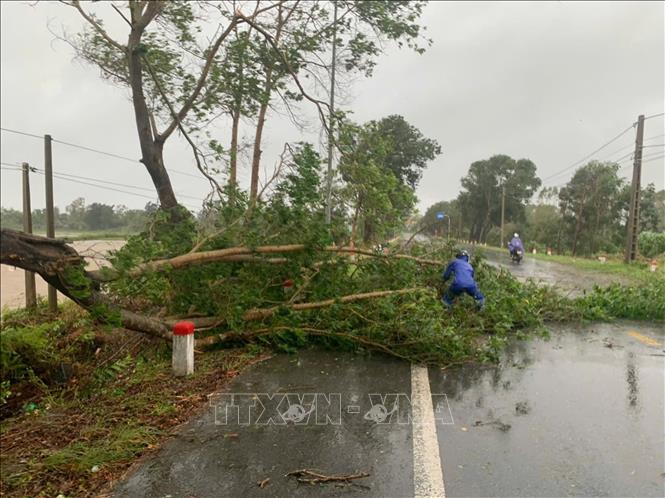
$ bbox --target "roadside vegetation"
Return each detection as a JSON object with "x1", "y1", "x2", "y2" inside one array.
[
  {"x1": 1, "y1": 1, "x2": 663, "y2": 496},
  {"x1": 2, "y1": 228, "x2": 663, "y2": 496}
]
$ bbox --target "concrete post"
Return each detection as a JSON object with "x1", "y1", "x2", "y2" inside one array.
[{"x1": 172, "y1": 321, "x2": 195, "y2": 376}]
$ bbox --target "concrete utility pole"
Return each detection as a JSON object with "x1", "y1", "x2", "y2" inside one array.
[
  {"x1": 500, "y1": 183, "x2": 506, "y2": 248},
  {"x1": 22, "y1": 163, "x2": 37, "y2": 308},
  {"x1": 324, "y1": 0, "x2": 338, "y2": 225},
  {"x1": 624, "y1": 115, "x2": 645, "y2": 263},
  {"x1": 44, "y1": 134, "x2": 58, "y2": 312}
]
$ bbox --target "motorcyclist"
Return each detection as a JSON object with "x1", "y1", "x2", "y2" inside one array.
[
  {"x1": 441, "y1": 249, "x2": 485, "y2": 310},
  {"x1": 508, "y1": 233, "x2": 524, "y2": 258}
]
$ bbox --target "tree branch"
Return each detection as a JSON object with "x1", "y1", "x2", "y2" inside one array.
[
  {"x1": 158, "y1": 15, "x2": 242, "y2": 143},
  {"x1": 142, "y1": 55, "x2": 224, "y2": 198},
  {"x1": 237, "y1": 12, "x2": 331, "y2": 135},
  {"x1": 63, "y1": 0, "x2": 126, "y2": 52}
]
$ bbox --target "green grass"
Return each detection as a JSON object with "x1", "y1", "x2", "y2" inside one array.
[{"x1": 42, "y1": 424, "x2": 160, "y2": 473}]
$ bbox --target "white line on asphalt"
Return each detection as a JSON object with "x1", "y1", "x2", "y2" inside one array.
[{"x1": 411, "y1": 364, "x2": 446, "y2": 498}]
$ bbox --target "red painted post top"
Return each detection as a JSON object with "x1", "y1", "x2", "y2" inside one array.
[{"x1": 173, "y1": 321, "x2": 195, "y2": 336}]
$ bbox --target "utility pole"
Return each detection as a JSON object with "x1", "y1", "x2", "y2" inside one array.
[
  {"x1": 624, "y1": 115, "x2": 645, "y2": 263},
  {"x1": 22, "y1": 163, "x2": 37, "y2": 308},
  {"x1": 44, "y1": 134, "x2": 58, "y2": 312},
  {"x1": 500, "y1": 183, "x2": 506, "y2": 248},
  {"x1": 324, "y1": 0, "x2": 338, "y2": 225}
]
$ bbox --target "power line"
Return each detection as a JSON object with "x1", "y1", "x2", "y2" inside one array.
[
  {"x1": 644, "y1": 112, "x2": 665, "y2": 121},
  {"x1": 599, "y1": 135, "x2": 664, "y2": 162},
  {"x1": 541, "y1": 123, "x2": 635, "y2": 185},
  {"x1": 50, "y1": 169, "x2": 205, "y2": 202},
  {"x1": 31, "y1": 169, "x2": 200, "y2": 210},
  {"x1": 0, "y1": 127, "x2": 43, "y2": 140},
  {"x1": 2, "y1": 160, "x2": 205, "y2": 203},
  {"x1": 1, "y1": 126, "x2": 208, "y2": 180}
]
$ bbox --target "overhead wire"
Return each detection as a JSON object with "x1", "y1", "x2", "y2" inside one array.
[
  {"x1": 2, "y1": 161, "x2": 203, "y2": 209},
  {"x1": 540, "y1": 123, "x2": 635, "y2": 185},
  {"x1": 1, "y1": 126, "x2": 208, "y2": 180}
]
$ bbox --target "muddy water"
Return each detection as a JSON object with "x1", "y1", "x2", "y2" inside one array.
[{"x1": 0, "y1": 239, "x2": 125, "y2": 309}]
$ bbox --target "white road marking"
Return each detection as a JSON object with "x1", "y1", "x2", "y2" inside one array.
[{"x1": 411, "y1": 364, "x2": 446, "y2": 498}]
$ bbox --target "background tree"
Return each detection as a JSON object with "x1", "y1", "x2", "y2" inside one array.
[
  {"x1": 420, "y1": 200, "x2": 461, "y2": 237},
  {"x1": 558, "y1": 161, "x2": 624, "y2": 256},
  {"x1": 338, "y1": 116, "x2": 440, "y2": 244},
  {"x1": 459, "y1": 155, "x2": 541, "y2": 242}
]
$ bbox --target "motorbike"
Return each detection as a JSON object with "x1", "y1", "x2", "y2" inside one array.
[{"x1": 511, "y1": 248, "x2": 523, "y2": 264}]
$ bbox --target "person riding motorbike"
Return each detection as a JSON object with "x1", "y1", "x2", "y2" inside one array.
[
  {"x1": 508, "y1": 233, "x2": 524, "y2": 260},
  {"x1": 441, "y1": 249, "x2": 485, "y2": 310}
]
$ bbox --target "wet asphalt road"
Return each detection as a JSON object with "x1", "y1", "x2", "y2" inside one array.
[
  {"x1": 114, "y1": 352, "x2": 415, "y2": 497},
  {"x1": 113, "y1": 322, "x2": 664, "y2": 498},
  {"x1": 479, "y1": 248, "x2": 631, "y2": 296},
  {"x1": 433, "y1": 321, "x2": 664, "y2": 497}
]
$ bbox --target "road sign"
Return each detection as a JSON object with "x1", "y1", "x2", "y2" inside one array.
[{"x1": 436, "y1": 212, "x2": 445, "y2": 220}]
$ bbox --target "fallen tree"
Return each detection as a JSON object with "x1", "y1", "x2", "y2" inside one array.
[
  {"x1": 1, "y1": 229, "x2": 171, "y2": 339},
  {"x1": 0, "y1": 229, "x2": 440, "y2": 353}
]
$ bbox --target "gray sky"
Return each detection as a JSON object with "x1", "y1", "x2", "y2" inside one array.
[{"x1": 1, "y1": 1, "x2": 664, "y2": 214}]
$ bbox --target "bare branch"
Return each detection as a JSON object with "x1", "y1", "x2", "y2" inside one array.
[{"x1": 62, "y1": 0, "x2": 125, "y2": 52}]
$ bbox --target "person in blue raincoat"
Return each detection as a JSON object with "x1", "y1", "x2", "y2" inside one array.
[
  {"x1": 507, "y1": 233, "x2": 524, "y2": 257},
  {"x1": 441, "y1": 249, "x2": 485, "y2": 310}
]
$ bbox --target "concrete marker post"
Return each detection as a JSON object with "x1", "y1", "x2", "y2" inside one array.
[{"x1": 173, "y1": 321, "x2": 195, "y2": 376}]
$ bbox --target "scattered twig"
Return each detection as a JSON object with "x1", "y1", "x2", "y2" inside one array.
[
  {"x1": 257, "y1": 477, "x2": 270, "y2": 488},
  {"x1": 285, "y1": 468, "x2": 370, "y2": 485}
]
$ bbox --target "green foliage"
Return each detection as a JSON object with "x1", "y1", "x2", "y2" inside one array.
[
  {"x1": 638, "y1": 231, "x2": 665, "y2": 258},
  {"x1": 576, "y1": 278, "x2": 665, "y2": 321},
  {"x1": 338, "y1": 117, "x2": 439, "y2": 244},
  {"x1": 0, "y1": 303, "x2": 96, "y2": 407},
  {"x1": 459, "y1": 154, "x2": 541, "y2": 242},
  {"x1": 559, "y1": 161, "x2": 625, "y2": 256},
  {"x1": 1, "y1": 322, "x2": 60, "y2": 383},
  {"x1": 0, "y1": 198, "x2": 150, "y2": 233}
]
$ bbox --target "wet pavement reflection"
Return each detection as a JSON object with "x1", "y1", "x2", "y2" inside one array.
[{"x1": 430, "y1": 321, "x2": 665, "y2": 497}]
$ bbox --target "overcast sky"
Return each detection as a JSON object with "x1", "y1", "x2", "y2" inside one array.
[{"x1": 1, "y1": 1, "x2": 663, "y2": 214}]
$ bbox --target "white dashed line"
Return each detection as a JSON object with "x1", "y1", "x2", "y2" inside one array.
[{"x1": 411, "y1": 364, "x2": 446, "y2": 498}]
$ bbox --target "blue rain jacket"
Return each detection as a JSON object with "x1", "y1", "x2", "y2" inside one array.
[
  {"x1": 443, "y1": 255, "x2": 477, "y2": 290},
  {"x1": 508, "y1": 237, "x2": 524, "y2": 252}
]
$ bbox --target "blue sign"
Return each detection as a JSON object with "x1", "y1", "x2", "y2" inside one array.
[{"x1": 436, "y1": 212, "x2": 445, "y2": 220}]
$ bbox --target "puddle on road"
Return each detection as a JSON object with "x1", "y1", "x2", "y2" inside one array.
[
  {"x1": 479, "y1": 249, "x2": 632, "y2": 296},
  {"x1": 431, "y1": 321, "x2": 665, "y2": 497}
]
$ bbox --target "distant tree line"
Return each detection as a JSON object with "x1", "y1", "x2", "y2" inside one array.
[
  {"x1": 422, "y1": 157, "x2": 665, "y2": 257},
  {"x1": 0, "y1": 198, "x2": 156, "y2": 233}
]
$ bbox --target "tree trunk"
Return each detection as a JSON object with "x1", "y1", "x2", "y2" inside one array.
[
  {"x1": 0, "y1": 229, "x2": 171, "y2": 340},
  {"x1": 249, "y1": 6, "x2": 285, "y2": 204},
  {"x1": 249, "y1": 92, "x2": 269, "y2": 202},
  {"x1": 127, "y1": 29, "x2": 178, "y2": 210},
  {"x1": 229, "y1": 106, "x2": 240, "y2": 189},
  {"x1": 350, "y1": 198, "x2": 362, "y2": 246}
]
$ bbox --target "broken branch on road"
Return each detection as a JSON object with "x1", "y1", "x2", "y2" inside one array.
[{"x1": 286, "y1": 468, "x2": 370, "y2": 485}]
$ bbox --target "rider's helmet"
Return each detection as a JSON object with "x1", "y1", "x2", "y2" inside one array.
[
  {"x1": 456, "y1": 249, "x2": 470, "y2": 261},
  {"x1": 514, "y1": 233, "x2": 519, "y2": 238}
]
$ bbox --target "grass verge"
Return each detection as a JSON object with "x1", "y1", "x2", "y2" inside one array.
[{"x1": 0, "y1": 303, "x2": 266, "y2": 497}]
